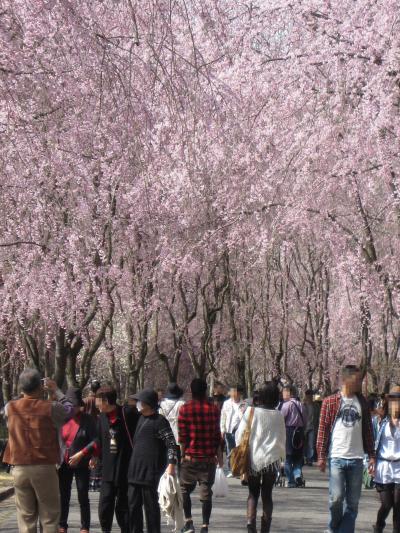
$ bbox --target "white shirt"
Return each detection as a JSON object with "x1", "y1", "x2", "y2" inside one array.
[
  {"x1": 375, "y1": 421, "x2": 400, "y2": 484},
  {"x1": 330, "y1": 395, "x2": 364, "y2": 459},
  {"x1": 235, "y1": 407, "x2": 286, "y2": 473},
  {"x1": 220, "y1": 398, "x2": 244, "y2": 434},
  {"x1": 159, "y1": 399, "x2": 185, "y2": 443}
]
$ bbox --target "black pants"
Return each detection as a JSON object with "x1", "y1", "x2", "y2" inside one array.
[
  {"x1": 99, "y1": 480, "x2": 131, "y2": 533},
  {"x1": 90, "y1": 458, "x2": 102, "y2": 490},
  {"x1": 247, "y1": 470, "x2": 277, "y2": 533},
  {"x1": 128, "y1": 484, "x2": 159, "y2": 533},
  {"x1": 59, "y1": 463, "x2": 90, "y2": 530},
  {"x1": 376, "y1": 482, "x2": 400, "y2": 532}
]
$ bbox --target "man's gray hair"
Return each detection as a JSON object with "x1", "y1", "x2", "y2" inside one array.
[{"x1": 19, "y1": 369, "x2": 42, "y2": 393}]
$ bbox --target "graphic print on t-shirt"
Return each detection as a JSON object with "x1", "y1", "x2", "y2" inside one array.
[
  {"x1": 338, "y1": 401, "x2": 361, "y2": 428},
  {"x1": 330, "y1": 396, "x2": 364, "y2": 459}
]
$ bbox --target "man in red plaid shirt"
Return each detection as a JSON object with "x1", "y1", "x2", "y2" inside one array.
[
  {"x1": 178, "y1": 378, "x2": 223, "y2": 533},
  {"x1": 317, "y1": 365, "x2": 376, "y2": 533}
]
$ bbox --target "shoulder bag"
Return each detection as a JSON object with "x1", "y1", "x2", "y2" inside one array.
[
  {"x1": 230, "y1": 407, "x2": 255, "y2": 478},
  {"x1": 291, "y1": 401, "x2": 305, "y2": 450}
]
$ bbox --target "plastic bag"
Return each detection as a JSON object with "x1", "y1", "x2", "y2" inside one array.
[{"x1": 213, "y1": 467, "x2": 228, "y2": 498}]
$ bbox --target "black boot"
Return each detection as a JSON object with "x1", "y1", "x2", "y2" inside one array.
[
  {"x1": 373, "y1": 526, "x2": 384, "y2": 533},
  {"x1": 260, "y1": 517, "x2": 271, "y2": 533},
  {"x1": 247, "y1": 521, "x2": 257, "y2": 533}
]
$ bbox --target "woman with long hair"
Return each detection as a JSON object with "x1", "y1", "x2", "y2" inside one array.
[{"x1": 235, "y1": 382, "x2": 286, "y2": 533}]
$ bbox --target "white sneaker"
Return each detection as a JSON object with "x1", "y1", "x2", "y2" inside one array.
[{"x1": 226, "y1": 472, "x2": 233, "y2": 478}]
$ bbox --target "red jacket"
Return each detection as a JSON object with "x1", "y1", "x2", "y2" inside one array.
[{"x1": 316, "y1": 392, "x2": 376, "y2": 461}]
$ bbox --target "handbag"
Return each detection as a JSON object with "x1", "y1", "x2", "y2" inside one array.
[{"x1": 230, "y1": 407, "x2": 255, "y2": 478}]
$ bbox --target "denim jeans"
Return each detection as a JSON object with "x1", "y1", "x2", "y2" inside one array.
[
  {"x1": 225, "y1": 433, "x2": 236, "y2": 473},
  {"x1": 328, "y1": 458, "x2": 363, "y2": 533},
  {"x1": 285, "y1": 455, "x2": 303, "y2": 485}
]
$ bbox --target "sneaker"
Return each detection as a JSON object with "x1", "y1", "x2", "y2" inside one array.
[
  {"x1": 181, "y1": 521, "x2": 195, "y2": 533},
  {"x1": 226, "y1": 472, "x2": 233, "y2": 478},
  {"x1": 295, "y1": 476, "x2": 305, "y2": 487},
  {"x1": 287, "y1": 482, "x2": 296, "y2": 488}
]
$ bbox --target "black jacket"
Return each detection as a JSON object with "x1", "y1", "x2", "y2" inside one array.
[
  {"x1": 128, "y1": 413, "x2": 177, "y2": 486},
  {"x1": 62, "y1": 413, "x2": 97, "y2": 469},
  {"x1": 97, "y1": 406, "x2": 139, "y2": 485}
]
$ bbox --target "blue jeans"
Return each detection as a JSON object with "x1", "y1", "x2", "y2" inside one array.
[
  {"x1": 225, "y1": 433, "x2": 236, "y2": 473},
  {"x1": 328, "y1": 458, "x2": 363, "y2": 533},
  {"x1": 285, "y1": 455, "x2": 303, "y2": 485}
]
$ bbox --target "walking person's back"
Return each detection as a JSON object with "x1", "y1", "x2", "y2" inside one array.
[
  {"x1": 280, "y1": 385, "x2": 306, "y2": 487},
  {"x1": 236, "y1": 382, "x2": 286, "y2": 533},
  {"x1": 159, "y1": 383, "x2": 185, "y2": 447},
  {"x1": 3, "y1": 369, "x2": 74, "y2": 533},
  {"x1": 178, "y1": 378, "x2": 222, "y2": 533}
]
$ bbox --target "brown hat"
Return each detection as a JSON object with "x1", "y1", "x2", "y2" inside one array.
[{"x1": 387, "y1": 385, "x2": 400, "y2": 400}]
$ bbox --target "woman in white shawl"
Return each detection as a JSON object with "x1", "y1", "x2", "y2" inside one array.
[{"x1": 236, "y1": 382, "x2": 286, "y2": 533}]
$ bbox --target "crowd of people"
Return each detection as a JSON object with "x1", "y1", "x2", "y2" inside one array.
[{"x1": 1, "y1": 365, "x2": 400, "y2": 533}]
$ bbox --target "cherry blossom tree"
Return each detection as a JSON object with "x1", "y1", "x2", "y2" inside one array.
[{"x1": 0, "y1": 1, "x2": 399, "y2": 399}]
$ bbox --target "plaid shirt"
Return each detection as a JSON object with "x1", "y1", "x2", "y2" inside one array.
[
  {"x1": 316, "y1": 392, "x2": 376, "y2": 461},
  {"x1": 178, "y1": 399, "x2": 221, "y2": 459}
]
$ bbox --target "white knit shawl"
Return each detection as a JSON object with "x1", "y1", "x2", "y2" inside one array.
[{"x1": 235, "y1": 407, "x2": 286, "y2": 473}]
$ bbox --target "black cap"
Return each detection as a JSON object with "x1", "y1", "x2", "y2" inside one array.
[
  {"x1": 165, "y1": 383, "x2": 184, "y2": 400},
  {"x1": 65, "y1": 387, "x2": 84, "y2": 407},
  {"x1": 133, "y1": 388, "x2": 159, "y2": 409}
]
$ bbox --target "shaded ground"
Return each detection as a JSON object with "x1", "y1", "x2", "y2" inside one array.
[{"x1": 0, "y1": 466, "x2": 381, "y2": 532}]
